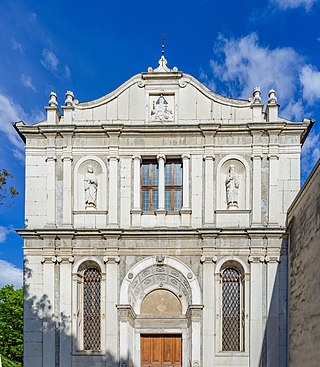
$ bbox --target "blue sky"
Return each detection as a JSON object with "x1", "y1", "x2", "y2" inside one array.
[{"x1": 0, "y1": 0, "x2": 319, "y2": 288}]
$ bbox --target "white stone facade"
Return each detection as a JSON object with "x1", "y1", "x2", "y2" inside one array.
[{"x1": 15, "y1": 56, "x2": 311, "y2": 367}]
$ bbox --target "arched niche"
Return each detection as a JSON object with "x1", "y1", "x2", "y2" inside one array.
[
  {"x1": 216, "y1": 155, "x2": 250, "y2": 210},
  {"x1": 141, "y1": 289, "x2": 182, "y2": 316},
  {"x1": 73, "y1": 156, "x2": 107, "y2": 211}
]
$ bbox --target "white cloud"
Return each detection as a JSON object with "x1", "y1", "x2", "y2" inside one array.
[
  {"x1": 0, "y1": 92, "x2": 45, "y2": 161},
  {"x1": 0, "y1": 259, "x2": 23, "y2": 289},
  {"x1": 65, "y1": 65, "x2": 71, "y2": 79},
  {"x1": 206, "y1": 33, "x2": 320, "y2": 120},
  {"x1": 206, "y1": 32, "x2": 320, "y2": 178},
  {"x1": 281, "y1": 100, "x2": 305, "y2": 121},
  {"x1": 40, "y1": 49, "x2": 71, "y2": 79},
  {"x1": 0, "y1": 226, "x2": 10, "y2": 244},
  {"x1": 41, "y1": 48, "x2": 59, "y2": 72},
  {"x1": 301, "y1": 129, "x2": 320, "y2": 176},
  {"x1": 211, "y1": 33, "x2": 304, "y2": 107},
  {"x1": 199, "y1": 68, "x2": 216, "y2": 92},
  {"x1": 11, "y1": 39, "x2": 24, "y2": 53},
  {"x1": 0, "y1": 93, "x2": 26, "y2": 153},
  {"x1": 271, "y1": 0, "x2": 318, "y2": 11},
  {"x1": 21, "y1": 74, "x2": 37, "y2": 92},
  {"x1": 300, "y1": 65, "x2": 320, "y2": 104}
]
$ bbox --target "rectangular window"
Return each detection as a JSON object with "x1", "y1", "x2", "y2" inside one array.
[
  {"x1": 164, "y1": 160, "x2": 182, "y2": 212},
  {"x1": 141, "y1": 160, "x2": 158, "y2": 212}
]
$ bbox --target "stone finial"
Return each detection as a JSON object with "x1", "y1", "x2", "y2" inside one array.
[
  {"x1": 65, "y1": 91, "x2": 74, "y2": 106},
  {"x1": 268, "y1": 89, "x2": 277, "y2": 104},
  {"x1": 253, "y1": 87, "x2": 262, "y2": 104},
  {"x1": 148, "y1": 55, "x2": 178, "y2": 73},
  {"x1": 48, "y1": 92, "x2": 58, "y2": 107}
]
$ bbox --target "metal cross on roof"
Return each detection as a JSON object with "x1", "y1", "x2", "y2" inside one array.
[{"x1": 161, "y1": 34, "x2": 166, "y2": 55}]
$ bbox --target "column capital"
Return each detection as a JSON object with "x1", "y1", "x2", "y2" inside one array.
[
  {"x1": 132, "y1": 155, "x2": 141, "y2": 161},
  {"x1": 181, "y1": 153, "x2": 190, "y2": 160},
  {"x1": 251, "y1": 154, "x2": 263, "y2": 160},
  {"x1": 248, "y1": 255, "x2": 265, "y2": 263},
  {"x1": 61, "y1": 155, "x2": 73, "y2": 162},
  {"x1": 103, "y1": 255, "x2": 120, "y2": 264},
  {"x1": 117, "y1": 304, "x2": 136, "y2": 324},
  {"x1": 265, "y1": 255, "x2": 281, "y2": 263},
  {"x1": 186, "y1": 304, "x2": 204, "y2": 322},
  {"x1": 267, "y1": 154, "x2": 279, "y2": 160},
  {"x1": 107, "y1": 155, "x2": 120, "y2": 161},
  {"x1": 200, "y1": 255, "x2": 217, "y2": 264},
  {"x1": 156, "y1": 154, "x2": 166, "y2": 162},
  {"x1": 203, "y1": 154, "x2": 215, "y2": 161},
  {"x1": 45, "y1": 156, "x2": 57, "y2": 162}
]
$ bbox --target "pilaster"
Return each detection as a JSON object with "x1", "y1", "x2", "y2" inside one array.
[
  {"x1": 41, "y1": 239, "x2": 57, "y2": 367},
  {"x1": 181, "y1": 153, "x2": 191, "y2": 226},
  {"x1": 58, "y1": 249, "x2": 73, "y2": 367},
  {"x1": 108, "y1": 156, "x2": 119, "y2": 227},
  {"x1": 249, "y1": 236, "x2": 265, "y2": 367},
  {"x1": 45, "y1": 137, "x2": 56, "y2": 228},
  {"x1": 131, "y1": 155, "x2": 142, "y2": 227},
  {"x1": 186, "y1": 305, "x2": 204, "y2": 367},
  {"x1": 251, "y1": 147, "x2": 263, "y2": 226},
  {"x1": 203, "y1": 154, "x2": 215, "y2": 226},
  {"x1": 268, "y1": 141, "x2": 280, "y2": 226},
  {"x1": 201, "y1": 250, "x2": 217, "y2": 366},
  {"x1": 265, "y1": 236, "x2": 281, "y2": 367},
  {"x1": 104, "y1": 254, "x2": 120, "y2": 362},
  {"x1": 62, "y1": 138, "x2": 73, "y2": 228},
  {"x1": 156, "y1": 154, "x2": 166, "y2": 225}
]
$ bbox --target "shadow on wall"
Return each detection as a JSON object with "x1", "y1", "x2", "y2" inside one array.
[
  {"x1": 24, "y1": 261, "x2": 129, "y2": 367},
  {"x1": 258, "y1": 235, "x2": 288, "y2": 367}
]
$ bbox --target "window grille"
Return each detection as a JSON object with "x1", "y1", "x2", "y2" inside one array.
[
  {"x1": 83, "y1": 268, "x2": 101, "y2": 351},
  {"x1": 141, "y1": 160, "x2": 159, "y2": 212},
  {"x1": 164, "y1": 160, "x2": 182, "y2": 211},
  {"x1": 222, "y1": 267, "x2": 242, "y2": 351}
]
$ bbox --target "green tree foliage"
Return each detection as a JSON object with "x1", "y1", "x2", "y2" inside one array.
[
  {"x1": 0, "y1": 354, "x2": 22, "y2": 367},
  {"x1": 0, "y1": 285, "x2": 23, "y2": 366},
  {"x1": 0, "y1": 169, "x2": 18, "y2": 205}
]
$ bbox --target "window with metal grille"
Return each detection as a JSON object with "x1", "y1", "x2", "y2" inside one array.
[
  {"x1": 165, "y1": 159, "x2": 182, "y2": 211},
  {"x1": 222, "y1": 267, "x2": 243, "y2": 351},
  {"x1": 141, "y1": 160, "x2": 158, "y2": 212},
  {"x1": 83, "y1": 268, "x2": 101, "y2": 351}
]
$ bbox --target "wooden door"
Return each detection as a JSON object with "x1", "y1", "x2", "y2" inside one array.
[{"x1": 141, "y1": 334, "x2": 182, "y2": 367}]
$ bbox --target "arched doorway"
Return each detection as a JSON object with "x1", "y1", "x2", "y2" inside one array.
[{"x1": 118, "y1": 256, "x2": 202, "y2": 367}]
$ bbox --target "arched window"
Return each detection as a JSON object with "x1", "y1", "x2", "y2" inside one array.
[
  {"x1": 83, "y1": 267, "x2": 101, "y2": 351},
  {"x1": 222, "y1": 267, "x2": 243, "y2": 351}
]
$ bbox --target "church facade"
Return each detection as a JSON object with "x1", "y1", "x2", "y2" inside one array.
[{"x1": 16, "y1": 56, "x2": 311, "y2": 367}]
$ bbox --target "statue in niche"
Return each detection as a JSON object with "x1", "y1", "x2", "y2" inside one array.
[
  {"x1": 84, "y1": 165, "x2": 98, "y2": 209},
  {"x1": 225, "y1": 165, "x2": 239, "y2": 209},
  {"x1": 151, "y1": 94, "x2": 173, "y2": 121}
]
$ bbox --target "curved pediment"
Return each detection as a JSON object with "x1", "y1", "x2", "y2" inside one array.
[{"x1": 41, "y1": 56, "x2": 284, "y2": 126}]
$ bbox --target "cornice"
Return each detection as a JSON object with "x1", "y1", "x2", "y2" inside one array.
[{"x1": 17, "y1": 226, "x2": 287, "y2": 240}]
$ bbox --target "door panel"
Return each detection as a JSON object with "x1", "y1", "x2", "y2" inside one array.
[{"x1": 141, "y1": 334, "x2": 182, "y2": 367}]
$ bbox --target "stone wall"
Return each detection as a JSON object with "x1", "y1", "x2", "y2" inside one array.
[{"x1": 288, "y1": 158, "x2": 320, "y2": 367}]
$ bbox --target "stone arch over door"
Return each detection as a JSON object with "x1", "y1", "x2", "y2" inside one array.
[
  {"x1": 120, "y1": 256, "x2": 201, "y2": 308},
  {"x1": 118, "y1": 256, "x2": 202, "y2": 367}
]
